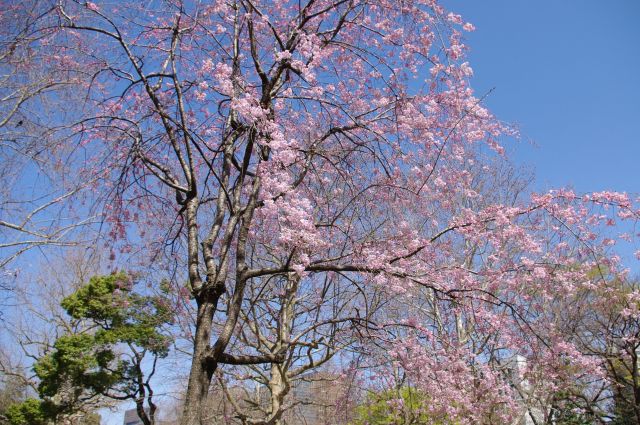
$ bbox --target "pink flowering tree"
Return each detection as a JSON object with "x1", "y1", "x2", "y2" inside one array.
[{"x1": 2, "y1": 1, "x2": 639, "y2": 424}]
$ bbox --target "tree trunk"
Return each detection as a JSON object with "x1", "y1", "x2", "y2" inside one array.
[
  {"x1": 180, "y1": 299, "x2": 217, "y2": 425},
  {"x1": 268, "y1": 364, "x2": 289, "y2": 425},
  {"x1": 265, "y1": 275, "x2": 297, "y2": 424}
]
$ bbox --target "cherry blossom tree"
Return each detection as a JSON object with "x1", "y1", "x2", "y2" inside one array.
[{"x1": 2, "y1": 1, "x2": 639, "y2": 425}]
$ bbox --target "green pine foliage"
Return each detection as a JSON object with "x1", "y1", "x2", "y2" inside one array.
[
  {"x1": 4, "y1": 398, "x2": 49, "y2": 425},
  {"x1": 4, "y1": 272, "x2": 173, "y2": 425}
]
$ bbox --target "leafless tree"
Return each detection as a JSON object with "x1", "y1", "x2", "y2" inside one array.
[{"x1": 0, "y1": 2, "x2": 98, "y2": 271}]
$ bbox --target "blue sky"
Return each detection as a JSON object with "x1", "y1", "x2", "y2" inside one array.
[{"x1": 443, "y1": 0, "x2": 640, "y2": 193}]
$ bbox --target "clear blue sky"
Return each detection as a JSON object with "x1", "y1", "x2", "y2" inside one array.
[{"x1": 443, "y1": 0, "x2": 640, "y2": 193}]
